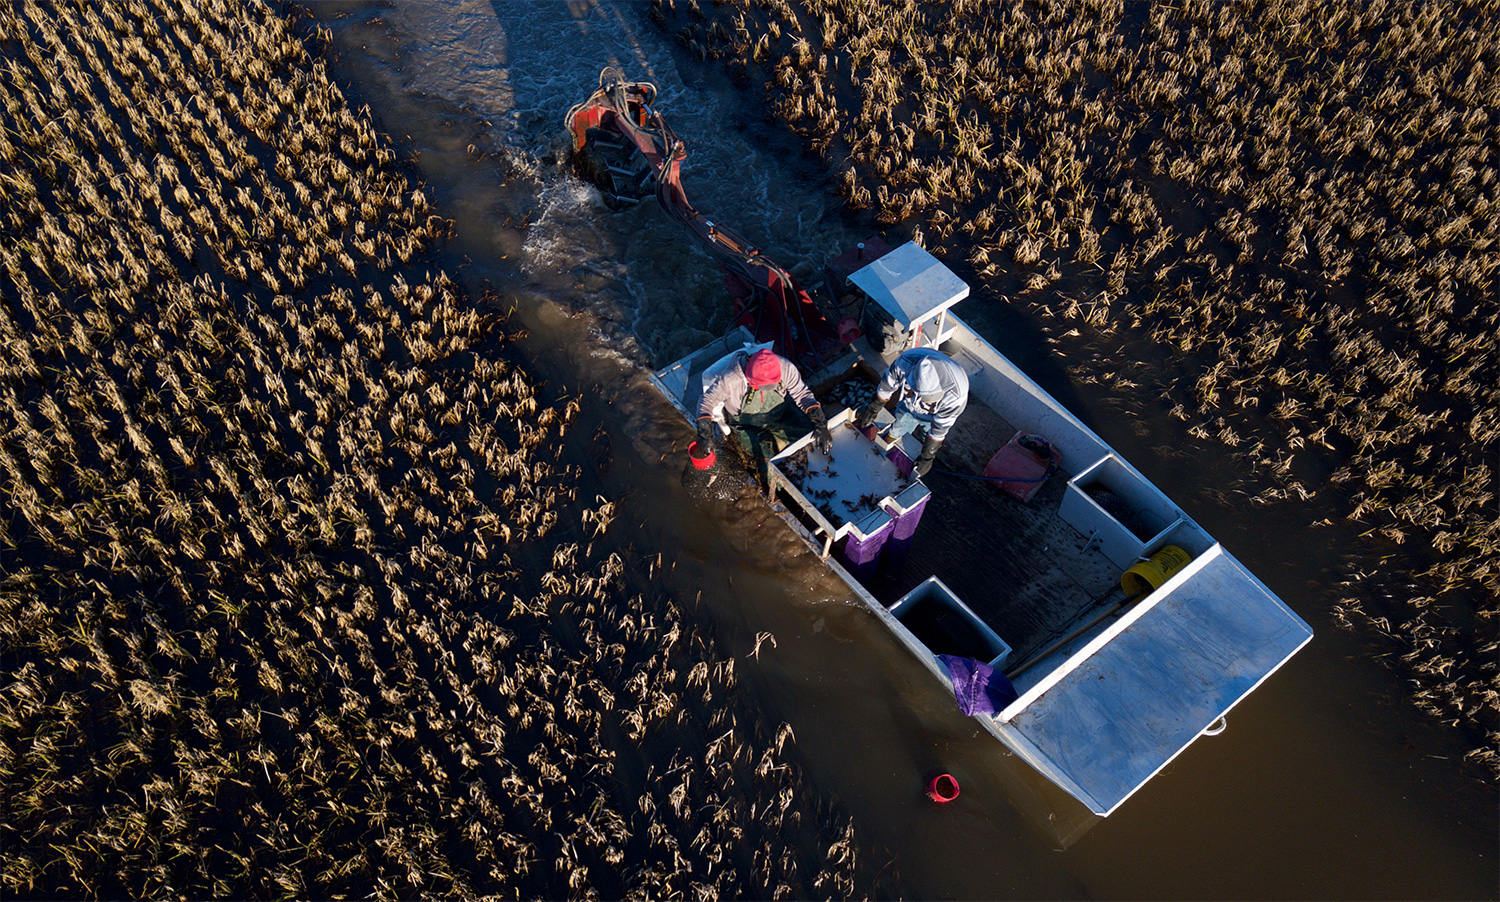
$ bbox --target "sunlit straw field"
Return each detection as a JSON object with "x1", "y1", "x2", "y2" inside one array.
[{"x1": 0, "y1": 0, "x2": 888, "y2": 896}]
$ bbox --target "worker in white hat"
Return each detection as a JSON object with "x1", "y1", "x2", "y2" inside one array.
[{"x1": 856, "y1": 348, "x2": 968, "y2": 477}]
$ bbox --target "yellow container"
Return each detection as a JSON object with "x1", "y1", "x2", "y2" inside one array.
[{"x1": 1121, "y1": 545, "x2": 1193, "y2": 596}]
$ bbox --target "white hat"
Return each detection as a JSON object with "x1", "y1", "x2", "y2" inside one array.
[{"x1": 910, "y1": 358, "x2": 941, "y2": 395}]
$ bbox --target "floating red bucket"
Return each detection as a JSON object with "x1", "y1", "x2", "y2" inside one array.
[{"x1": 926, "y1": 773, "x2": 960, "y2": 803}]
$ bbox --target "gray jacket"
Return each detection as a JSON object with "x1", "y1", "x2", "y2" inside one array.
[{"x1": 876, "y1": 348, "x2": 969, "y2": 441}]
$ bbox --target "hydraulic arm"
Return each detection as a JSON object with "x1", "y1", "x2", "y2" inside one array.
[{"x1": 565, "y1": 69, "x2": 847, "y2": 371}]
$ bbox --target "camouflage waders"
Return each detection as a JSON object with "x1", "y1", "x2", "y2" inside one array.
[{"x1": 728, "y1": 385, "x2": 813, "y2": 492}]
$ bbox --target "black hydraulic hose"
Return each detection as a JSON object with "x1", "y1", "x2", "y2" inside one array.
[
  {"x1": 782, "y1": 265, "x2": 820, "y2": 366},
  {"x1": 931, "y1": 466, "x2": 1055, "y2": 484}
]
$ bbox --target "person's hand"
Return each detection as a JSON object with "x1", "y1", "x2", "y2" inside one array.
[
  {"x1": 695, "y1": 416, "x2": 717, "y2": 452},
  {"x1": 855, "y1": 398, "x2": 883, "y2": 429},
  {"x1": 914, "y1": 436, "x2": 941, "y2": 478},
  {"x1": 808, "y1": 406, "x2": 833, "y2": 455}
]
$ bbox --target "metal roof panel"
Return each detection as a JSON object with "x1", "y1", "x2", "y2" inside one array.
[
  {"x1": 998, "y1": 549, "x2": 1313, "y2": 814},
  {"x1": 848, "y1": 242, "x2": 969, "y2": 328}
]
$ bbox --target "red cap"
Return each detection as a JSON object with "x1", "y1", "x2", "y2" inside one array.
[{"x1": 745, "y1": 349, "x2": 782, "y2": 388}]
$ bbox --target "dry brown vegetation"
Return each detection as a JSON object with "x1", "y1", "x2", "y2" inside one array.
[
  {"x1": 0, "y1": 0, "x2": 888, "y2": 896},
  {"x1": 661, "y1": 0, "x2": 1498, "y2": 768}
]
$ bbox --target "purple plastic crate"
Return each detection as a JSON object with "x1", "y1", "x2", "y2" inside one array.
[
  {"x1": 880, "y1": 484, "x2": 931, "y2": 570},
  {"x1": 838, "y1": 508, "x2": 895, "y2": 582}
]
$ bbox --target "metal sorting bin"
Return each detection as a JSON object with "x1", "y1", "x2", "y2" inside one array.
[
  {"x1": 1058, "y1": 454, "x2": 1185, "y2": 570},
  {"x1": 889, "y1": 576, "x2": 1012, "y2": 670},
  {"x1": 769, "y1": 412, "x2": 933, "y2": 582}
]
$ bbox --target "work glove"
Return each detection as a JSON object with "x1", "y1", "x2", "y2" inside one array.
[
  {"x1": 808, "y1": 406, "x2": 833, "y2": 455},
  {"x1": 855, "y1": 397, "x2": 884, "y2": 429},
  {"x1": 695, "y1": 416, "x2": 717, "y2": 453},
  {"x1": 914, "y1": 435, "x2": 942, "y2": 478}
]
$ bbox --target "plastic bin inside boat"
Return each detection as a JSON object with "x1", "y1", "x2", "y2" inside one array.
[
  {"x1": 890, "y1": 576, "x2": 1012, "y2": 669},
  {"x1": 983, "y1": 431, "x2": 1061, "y2": 502}
]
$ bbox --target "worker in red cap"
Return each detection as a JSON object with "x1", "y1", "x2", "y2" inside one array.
[{"x1": 697, "y1": 347, "x2": 831, "y2": 490}]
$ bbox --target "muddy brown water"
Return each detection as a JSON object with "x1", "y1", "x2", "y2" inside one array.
[{"x1": 312, "y1": 2, "x2": 1494, "y2": 898}]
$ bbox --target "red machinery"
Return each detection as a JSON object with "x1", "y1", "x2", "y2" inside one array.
[{"x1": 564, "y1": 68, "x2": 852, "y2": 372}]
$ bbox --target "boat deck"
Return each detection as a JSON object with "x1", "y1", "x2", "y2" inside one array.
[{"x1": 846, "y1": 395, "x2": 1122, "y2": 669}]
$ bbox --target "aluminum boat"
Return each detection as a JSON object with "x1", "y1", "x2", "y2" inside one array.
[
  {"x1": 650, "y1": 239, "x2": 1313, "y2": 817},
  {"x1": 566, "y1": 69, "x2": 1312, "y2": 817}
]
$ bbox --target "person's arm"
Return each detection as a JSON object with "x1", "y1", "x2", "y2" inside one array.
[
  {"x1": 914, "y1": 434, "x2": 942, "y2": 476},
  {"x1": 806, "y1": 404, "x2": 832, "y2": 452},
  {"x1": 777, "y1": 358, "x2": 818, "y2": 411},
  {"x1": 858, "y1": 355, "x2": 908, "y2": 427},
  {"x1": 875, "y1": 353, "x2": 911, "y2": 402},
  {"x1": 695, "y1": 414, "x2": 718, "y2": 450},
  {"x1": 697, "y1": 370, "x2": 739, "y2": 432},
  {"x1": 926, "y1": 392, "x2": 967, "y2": 442}
]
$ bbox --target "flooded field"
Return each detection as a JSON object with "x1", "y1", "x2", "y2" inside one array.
[
  {"x1": 310, "y1": 1, "x2": 1494, "y2": 898},
  {"x1": 1, "y1": 0, "x2": 1495, "y2": 899},
  {"x1": 0, "y1": 0, "x2": 886, "y2": 896},
  {"x1": 671, "y1": 0, "x2": 1497, "y2": 769}
]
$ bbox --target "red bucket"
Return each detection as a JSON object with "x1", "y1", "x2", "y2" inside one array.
[
  {"x1": 836, "y1": 316, "x2": 862, "y2": 344},
  {"x1": 689, "y1": 441, "x2": 716, "y2": 470},
  {"x1": 926, "y1": 773, "x2": 960, "y2": 803}
]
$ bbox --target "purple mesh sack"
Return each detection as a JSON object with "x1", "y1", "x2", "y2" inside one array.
[{"x1": 939, "y1": 655, "x2": 1019, "y2": 716}]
